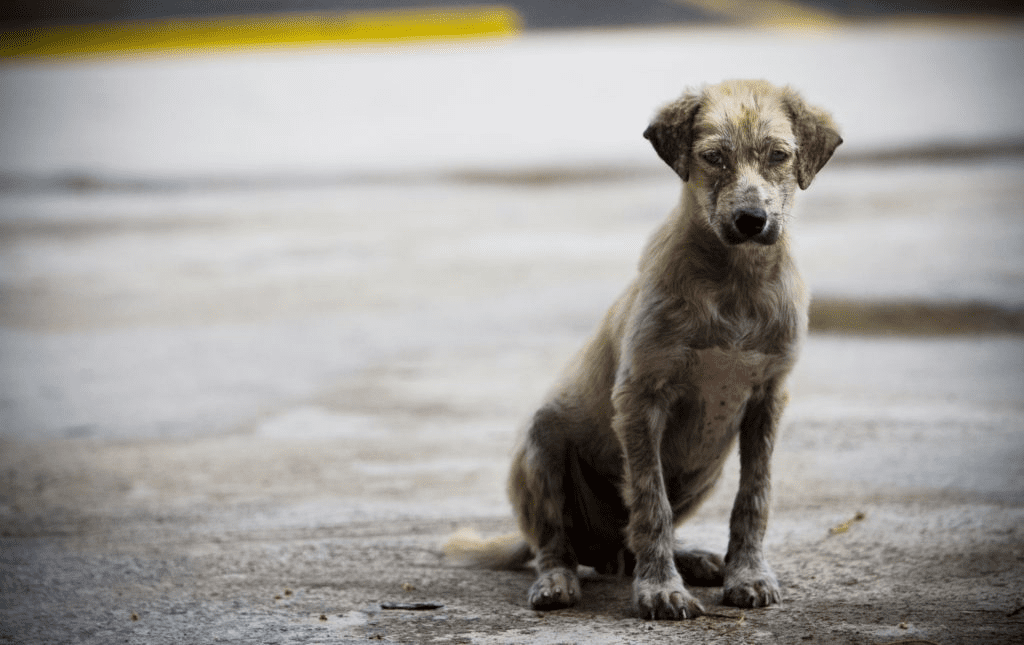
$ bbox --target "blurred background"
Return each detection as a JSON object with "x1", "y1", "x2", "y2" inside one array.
[{"x1": 1, "y1": 3, "x2": 1023, "y2": 643}]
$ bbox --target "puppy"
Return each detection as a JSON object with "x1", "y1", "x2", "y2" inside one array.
[{"x1": 448, "y1": 79, "x2": 841, "y2": 620}]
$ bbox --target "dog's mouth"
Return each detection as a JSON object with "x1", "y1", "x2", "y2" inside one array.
[{"x1": 721, "y1": 208, "x2": 780, "y2": 246}]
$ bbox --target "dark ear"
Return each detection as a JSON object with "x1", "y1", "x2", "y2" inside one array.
[
  {"x1": 783, "y1": 90, "x2": 843, "y2": 190},
  {"x1": 643, "y1": 91, "x2": 702, "y2": 181}
]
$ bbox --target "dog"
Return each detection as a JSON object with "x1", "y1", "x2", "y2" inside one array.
[{"x1": 446, "y1": 79, "x2": 841, "y2": 620}]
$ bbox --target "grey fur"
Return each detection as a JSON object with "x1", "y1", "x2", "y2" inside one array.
[{"x1": 451, "y1": 80, "x2": 841, "y2": 620}]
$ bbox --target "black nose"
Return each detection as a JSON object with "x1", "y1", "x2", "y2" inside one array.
[{"x1": 733, "y1": 208, "x2": 767, "y2": 239}]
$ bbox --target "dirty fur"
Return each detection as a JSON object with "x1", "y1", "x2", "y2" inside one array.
[{"x1": 445, "y1": 80, "x2": 841, "y2": 620}]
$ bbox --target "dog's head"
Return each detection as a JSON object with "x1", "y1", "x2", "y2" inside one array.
[{"x1": 644, "y1": 80, "x2": 842, "y2": 246}]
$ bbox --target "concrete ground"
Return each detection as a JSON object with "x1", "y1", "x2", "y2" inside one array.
[
  {"x1": 2, "y1": 19, "x2": 1024, "y2": 645},
  {"x1": 2, "y1": 154, "x2": 1023, "y2": 644}
]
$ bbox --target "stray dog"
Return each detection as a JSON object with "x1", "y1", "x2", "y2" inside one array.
[{"x1": 446, "y1": 79, "x2": 841, "y2": 620}]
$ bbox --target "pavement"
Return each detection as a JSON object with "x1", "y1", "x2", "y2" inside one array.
[{"x1": 1, "y1": 19, "x2": 1024, "y2": 645}]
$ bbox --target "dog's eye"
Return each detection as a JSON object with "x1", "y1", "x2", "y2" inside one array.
[
  {"x1": 700, "y1": 150, "x2": 723, "y2": 166},
  {"x1": 769, "y1": 150, "x2": 789, "y2": 164}
]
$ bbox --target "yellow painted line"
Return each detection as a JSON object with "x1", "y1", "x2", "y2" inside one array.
[
  {"x1": 671, "y1": 0, "x2": 842, "y2": 29},
  {"x1": 0, "y1": 6, "x2": 521, "y2": 60}
]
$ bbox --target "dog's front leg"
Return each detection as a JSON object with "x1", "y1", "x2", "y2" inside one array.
[
  {"x1": 614, "y1": 384, "x2": 704, "y2": 620},
  {"x1": 723, "y1": 383, "x2": 785, "y2": 607}
]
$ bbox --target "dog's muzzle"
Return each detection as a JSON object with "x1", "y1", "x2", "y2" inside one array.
[{"x1": 724, "y1": 207, "x2": 779, "y2": 245}]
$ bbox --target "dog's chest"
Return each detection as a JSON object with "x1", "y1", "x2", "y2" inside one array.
[
  {"x1": 668, "y1": 347, "x2": 775, "y2": 455},
  {"x1": 693, "y1": 347, "x2": 772, "y2": 418}
]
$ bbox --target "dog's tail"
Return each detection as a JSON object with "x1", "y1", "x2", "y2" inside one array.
[{"x1": 442, "y1": 528, "x2": 534, "y2": 571}]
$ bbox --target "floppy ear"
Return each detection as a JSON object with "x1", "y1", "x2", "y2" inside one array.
[
  {"x1": 643, "y1": 91, "x2": 702, "y2": 181},
  {"x1": 783, "y1": 91, "x2": 843, "y2": 190}
]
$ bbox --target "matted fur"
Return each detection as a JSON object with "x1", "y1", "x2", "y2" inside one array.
[{"x1": 446, "y1": 80, "x2": 841, "y2": 620}]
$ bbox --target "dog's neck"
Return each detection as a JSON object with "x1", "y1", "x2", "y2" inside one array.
[{"x1": 647, "y1": 186, "x2": 792, "y2": 296}]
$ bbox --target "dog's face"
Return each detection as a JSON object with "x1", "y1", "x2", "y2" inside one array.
[{"x1": 644, "y1": 80, "x2": 842, "y2": 247}]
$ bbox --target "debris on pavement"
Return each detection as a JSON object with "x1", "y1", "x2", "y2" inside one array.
[
  {"x1": 829, "y1": 511, "x2": 867, "y2": 536},
  {"x1": 380, "y1": 602, "x2": 445, "y2": 611}
]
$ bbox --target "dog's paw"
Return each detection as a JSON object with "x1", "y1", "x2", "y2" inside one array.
[
  {"x1": 633, "y1": 575, "x2": 704, "y2": 620},
  {"x1": 673, "y1": 548, "x2": 725, "y2": 587},
  {"x1": 722, "y1": 565, "x2": 781, "y2": 608},
  {"x1": 528, "y1": 568, "x2": 580, "y2": 610}
]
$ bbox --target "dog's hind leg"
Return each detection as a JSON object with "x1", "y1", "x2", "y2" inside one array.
[
  {"x1": 508, "y1": 405, "x2": 581, "y2": 610},
  {"x1": 674, "y1": 547, "x2": 725, "y2": 587}
]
